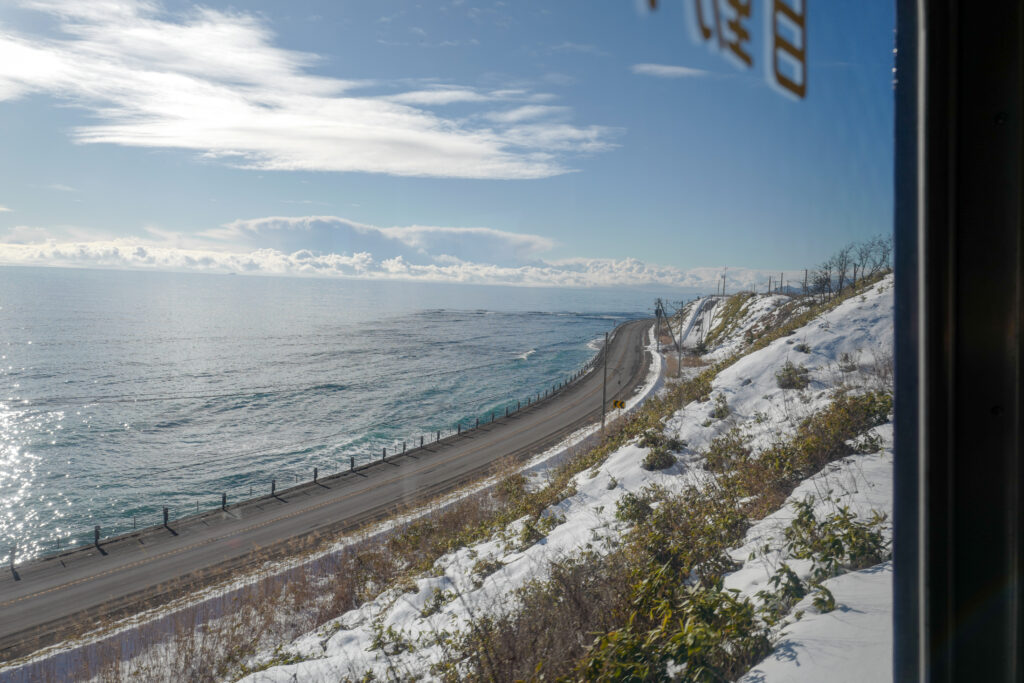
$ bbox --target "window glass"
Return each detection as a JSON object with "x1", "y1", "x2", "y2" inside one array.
[{"x1": 0, "y1": 2, "x2": 894, "y2": 679}]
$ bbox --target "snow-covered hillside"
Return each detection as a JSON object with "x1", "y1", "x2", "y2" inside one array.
[{"x1": 240, "y1": 275, "x2": 894, "y2": 682}]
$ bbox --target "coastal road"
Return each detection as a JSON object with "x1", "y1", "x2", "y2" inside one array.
[{"x1": 0, "y1": 319, "x2": 654, "y2": 663}]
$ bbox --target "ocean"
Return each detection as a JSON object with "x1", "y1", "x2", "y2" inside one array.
[{"x1": 0, "y1": 267, "x2": 672, "y2": 563}]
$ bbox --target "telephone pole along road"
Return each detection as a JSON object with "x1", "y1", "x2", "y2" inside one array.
[{"x1": 0, "y1": 319, "x2": 654, "y2": 663}]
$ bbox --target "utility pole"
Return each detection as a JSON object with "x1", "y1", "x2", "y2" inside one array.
[
  {"x1": 654, "y1": 299, "x2": 662, "y2": 352},
  {"x1": 676, "y1": 301, "x2": 684, "y2": 378},
  {"x1": 601, "y1": 331, "x2": 608, "y2": 433}
]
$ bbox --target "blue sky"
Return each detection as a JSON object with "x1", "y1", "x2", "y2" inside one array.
[{"x1": 0, "y1": 0, "x2": 894, "y2": 290}]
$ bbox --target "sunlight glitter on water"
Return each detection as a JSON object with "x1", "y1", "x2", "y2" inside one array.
[{"x1": 0, "y1": 396, "x2": 74, "y2": 564}]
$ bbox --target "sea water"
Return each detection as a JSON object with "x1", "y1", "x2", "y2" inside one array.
[{"x1": 0, "y1": 267, "x2": 674, "y2": 563}]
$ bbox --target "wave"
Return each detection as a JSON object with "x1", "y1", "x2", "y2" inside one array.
[{"x1": 516, "y1": 349, "x2": 536, "y2": 361}]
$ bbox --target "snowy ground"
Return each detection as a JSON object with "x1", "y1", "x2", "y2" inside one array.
[
  {"x1": 241, "y1": 276, "x2": 895, "y2": 682},
  {"x1": 739, "y1": 562, "x2": 893, "y2": 683}
]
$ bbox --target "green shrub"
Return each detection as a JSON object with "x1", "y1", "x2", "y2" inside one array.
[
  {"x1": 775, "y1": 360, "x2": 811, "y2": 389},
  {"x1": 838, "y1": 351, "x2": 859, "y2": 372},
  {"x1": 703, "y1": 428, "x2": 751, "y2": 472},
  {"x1": 794, "y1": 342, "x2": 811, "y2": 353},
  {"x1": 784, "y1": 498, "x2": 891, "y2": 582},
  {"x1": 615, "y1": 489, "x2": 656, "y2": 524},
  {"x1": 578, "y1": 575, "x2": 772, "y2": 682},
  {"x1": 757, "y1": 564, "x2": 807, "y2": 623},
  {"x1": 709, "y1": 393, "x2": 730, "y2": 419},
  {"x1": 641, "y1": 446, "x2": 675, "y2": 471},
  {"x1": 622, "y1": 484, "x2": 746, "y2": 585},
  {"x1": 638, "y1": 429, "x2": 685, "y2": 453},
  {"x1": 812, "y1": 584, "x2": 837, "y2": 613},
  {"x1": 471, "y1": 557, "x2": 504, "y2": 585},
  {"x1": 420, "y1": 589, "x2": 454, "y2": 617}
]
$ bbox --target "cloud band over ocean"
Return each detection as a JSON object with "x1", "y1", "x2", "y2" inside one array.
[{"x1": 0, "y1": 215, "x2": 778, "y2": 291}]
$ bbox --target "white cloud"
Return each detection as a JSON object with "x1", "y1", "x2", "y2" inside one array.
[
  {"x1": 383, "y1": 88, "x2": 492, "y2": 105},
  {"x1": 0, "y1": 212, "x2": 776, "y2": 290},
  {"x1": 500, "y1": 124, "x2": 615, "y2": 154},
  {"x1": 0, "y1": 205, "x2": 11, "y2": 212},
  {"x1": 549, "y1": 42, "x2": 607, "y2": 56},
  {"x1": 203, "y1": 215, "x2": 556, "y2": 267},
  {"x1": 0, "y1": 234, "x2": 776, "y2": 291},
  {"x1": 0, "y1": 1, "x2": 615, "y2": 179},
  {"x1": 484, "y1": 105, "x2": 568, "y2": 124},
  {"x1": 631, "y1": 63, "x2": 710, "y2": 78},
  {"x1": 0, "y1": 225, "x2": 50, "y2": 243}
]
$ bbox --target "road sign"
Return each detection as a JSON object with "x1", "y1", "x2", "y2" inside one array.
[{"x1": 612, "y1": 400, "x2": 625, "y2": 409}]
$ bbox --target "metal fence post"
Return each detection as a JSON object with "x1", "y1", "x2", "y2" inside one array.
[
  {"x1": 94, "y1": 526, "x2": 100, "y2": 547},
  {"x1": 272, "y1": 479, "x2": 276, "y2": 496},
  {"x1": 383, "y1": 447, "x2": 387, "y2": 461},
  {"x1": 163, "y1": 507, "x2": 169, "y2": 526},
  {"x1": 314, "y1": 467, "x2": 318, "y2": 483},
  {"x1": 350, "y1": 456, "x2": 355, "y2": 471},
  {"x1": 222, "y1": 493, "x2": 227, "y2": 510}
]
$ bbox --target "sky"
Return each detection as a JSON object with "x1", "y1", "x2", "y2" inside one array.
[{"x1": 0, "y1": 0, "x2": 894, "y2": 291}]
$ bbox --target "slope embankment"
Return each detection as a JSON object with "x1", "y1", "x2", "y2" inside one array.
[{"x1": 230, "y1": 275, "x2": 893, "y2": 682}]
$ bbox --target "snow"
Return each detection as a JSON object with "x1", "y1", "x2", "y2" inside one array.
[
  {"x1": 239, "y1": 276, "x2": 895, "y2": 682},
  {"x1": 739, "y1": 562, "x2": 893, "y2": 683}
]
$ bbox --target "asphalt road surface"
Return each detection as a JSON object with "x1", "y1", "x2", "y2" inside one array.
[{"x1": 0, "y1": 318, "x2": 654, "y2": 663}]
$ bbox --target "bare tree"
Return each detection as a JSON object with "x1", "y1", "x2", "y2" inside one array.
[
  {"x1": 865, "y1": 234, "x2": 893, "y2": 275},
  {"x1": 856, "y1": 240, "x2": 874, "y2": 280},
  {"x1": 810, "y1": 267, "x2": 831, "y2": 303},
  {"x1": 833, "y1": 243, "x2": 855, "y2": 294}
]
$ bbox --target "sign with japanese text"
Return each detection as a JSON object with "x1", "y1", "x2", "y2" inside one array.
[{"x1": 690, "y1": 0, "x2": 807, "y2": 99}]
